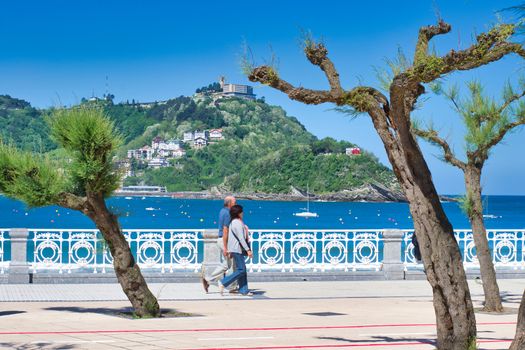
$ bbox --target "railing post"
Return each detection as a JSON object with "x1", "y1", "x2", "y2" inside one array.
[
  {"x1": 201, "y1": 229, "x2": 221, "y2": 277},
  {"x1": 8, "y1": 228, "x2": 30, "y2": 284},
  {"x1": 382, "y1": 229, "x2": 405, "y2": 280}
]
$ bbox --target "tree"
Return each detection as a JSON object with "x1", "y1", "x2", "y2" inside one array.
[
  {"x1": 0, "y1": 107, "x2": 160, "y2": 318},
  {"x1": 246, "y1": 21, "x2": 524, "y2": 349},
  {"x1": 413, "y1": 80, "x2": 525, "y2": 313}
]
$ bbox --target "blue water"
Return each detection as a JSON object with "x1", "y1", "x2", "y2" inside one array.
[{"x1": 1, "y1": 195, "x2": 524, "y2": 229}]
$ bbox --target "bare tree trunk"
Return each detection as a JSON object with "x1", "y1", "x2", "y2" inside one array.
[
  {"x1": 510, "y1": 290, "x2": 525, "y2": 350},
  {"x1": 87, "y1": 193, "x2": 160, "y2": 318},
  {"x1": 376, "y1": 78, "x2": 477, "y2": 349},
  {"x1": 464, "y1": 166, "x2": 503, "y2": 312}
]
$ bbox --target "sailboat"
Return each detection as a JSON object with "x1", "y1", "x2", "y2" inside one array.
[
  {"x1": 482, "y1": 195, "x2": 500, "y2": 219},
  {"x1": 293, "y1": 184, "x2": 318, "y2": 218}
]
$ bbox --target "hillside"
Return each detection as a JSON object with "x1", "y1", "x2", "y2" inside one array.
[{"x1": 0, "y1": 93, "x2": 400, "y2": 199}]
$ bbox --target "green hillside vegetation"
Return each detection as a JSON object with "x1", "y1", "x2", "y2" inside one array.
[
  {"x1": 0, "y1": 95, "x2": 54, "y2": 152},
  {"x1": 0, "y1": 92, "x2": 397, "y2": 194}
]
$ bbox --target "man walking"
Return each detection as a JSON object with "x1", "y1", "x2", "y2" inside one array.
[{"x1": 201, "y1": 196, "x2": 237, "y2": 292}]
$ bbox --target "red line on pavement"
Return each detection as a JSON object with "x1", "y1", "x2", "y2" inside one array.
[
  {"x1": 178, "y1": 339, "x2": 512, "y2": 350},
  {"x1": 0, "y1": 322, "x2": 514, "y2": 336}
]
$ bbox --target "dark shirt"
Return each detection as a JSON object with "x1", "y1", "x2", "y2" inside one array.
[{"x1": 218, "y1": 207, "x2": 231, "y2": 237}]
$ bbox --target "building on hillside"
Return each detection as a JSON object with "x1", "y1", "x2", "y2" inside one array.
[
  {"x1": 165, "y1": 139, "x2": 182, "y2": 150},
  {"x1": 127, "y1": 146, "x2": 153, "y2": 160},
  {"x1": 217, "y1": 77, "x2": 256, "y2": 100},
  {"x1": 171, "y1": 149, "x2": 186, "y2": 158},
  {"x1": 148, "y1": 157, "x2": 170, "y2": 169},
  {"x1": 151, "y1": 136, "x2": 164, "y2": 150},
  {"x1": 209, "y1": 128, "x2": 223, "y2": 141},
  {"x1": 194, "y1": 130, "x2": 207, "y2": 139},
  {"x1": 346, "y1": 147, "x2": 361, "y2": 156},
  {"x1": 193, "y1": 137, "x2": 207, "y2": 149},
  {"x1": 183, "y1": 132, "x2": 194, "y2": 143}
]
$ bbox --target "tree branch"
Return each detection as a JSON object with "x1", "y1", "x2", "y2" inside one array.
[
  {"x1": 498, "y1": 89, "x2": 525, "y2": 115},
  {"x1": 412, "y1": 126, "x2": 467, "y2": 171},
  {"x1": 248, "y1": 66, "x2": 335, "y2": 105},
  {"x1": 410, "y1": 23, "x2": 525, "y2": 83},
  {"x1": 414, "y1": 20, "x2": 451, "y2": 65},
  {"x1": 56, "y1": 192, "x2": 88, "y2": 212},
  {"x1": 248, "y1": 65, "x2": 389, "y2": 111},
  {"x1": 476, "y1": 118, "x2": 525, "y2": 157},
  {"x1": 304, "y1": 41, "x2": 343, "y2": 99}
]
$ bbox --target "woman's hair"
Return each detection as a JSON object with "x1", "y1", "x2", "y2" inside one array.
[{"x1": 230, "y1": 204, "x2": 243, "y2": 220}]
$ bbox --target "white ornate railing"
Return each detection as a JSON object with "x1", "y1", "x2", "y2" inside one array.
[
  {"x1": 0, "y1": 229, "x2": 8, "y2": 274},
  {"x1": 1, "y1": 228, "x2": 524, "y2": 275},
  {"x1": 403, "y1": 229, "x2": 525, "y2": 270},
  {"x1": 30, "y1": 229, "x2": 202, "y2": 274},
  {"x1": 247, "y1": 230, "x2": 382, "y2": 272}
]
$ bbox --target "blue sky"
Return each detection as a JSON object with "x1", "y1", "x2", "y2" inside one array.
[{"x1": 0, "y1": 0, "x2": 523, "y2": 195}]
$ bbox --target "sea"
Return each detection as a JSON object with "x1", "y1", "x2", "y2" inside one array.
[{"x1": 1, "y1": 195, "x2": 524, "y2": 230}]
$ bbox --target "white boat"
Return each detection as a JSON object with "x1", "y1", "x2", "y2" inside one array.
[
  {"x1": 124, "y1": 197, "x2": 133, "y2": 200},
  {"x1": 482, "y1": 196, "x2": 501, "y2": 219},
  {"x1": 482, "y1": 214, "x2": 500, "y2": 219},
  {"x1": 145, "y1": 207, "x2": 156, "y2": 211},
  {"x1": 293, "y1": 184, "x2": 318, "y2": 218}
]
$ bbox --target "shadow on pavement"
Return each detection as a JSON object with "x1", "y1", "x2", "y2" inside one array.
[
  {"x1": 0, "y1": 343, "x2": 76, "y2": 349},
  {"x1": 501, "y1": 291, "x2": 522, "y2": 305},
  {"x1": 0, "y1": 311, "x2": 26, "y2": 317},
  {"x1": 44, "y1": 306, "x2": 200, "y2": 319},
  {"x1": 316, "y1": 335, "x2": 437, "y2": 346}
]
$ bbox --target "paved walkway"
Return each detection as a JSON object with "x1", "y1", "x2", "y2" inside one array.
[{"x1": 0, "y1": 279, "x2": 522, "y2": 349}]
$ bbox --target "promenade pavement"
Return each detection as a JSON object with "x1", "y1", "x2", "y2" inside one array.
[{"x1": 0, "y1": 279, "x2": 523, "y2": 349}]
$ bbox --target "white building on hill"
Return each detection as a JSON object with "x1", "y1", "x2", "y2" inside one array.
[
  {"x1": 218, "y1": 77, "x2": 256, "y2": 100},
  {"x1": 183, "y1": 132, "x2": 194, "y2": 143},
  {"x1": 209, "y1": 129, "x2": 223, "y2": 140}
]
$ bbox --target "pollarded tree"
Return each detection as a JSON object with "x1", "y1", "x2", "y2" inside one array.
[
  {"x1": 0, "y1": 107, "x2": 160, "y2": 318},
  {"x1": 413, "y1": 80, "x2": 525, "y2": 313},
  {"x1": 246, "y1": 21, "x2": 524, "y2": 349}
]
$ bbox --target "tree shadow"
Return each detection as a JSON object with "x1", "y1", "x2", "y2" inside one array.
[
  {"x1": 316, "y1": 330, "x2": 498, "y2": 346},
  {"x1": 0, "y1": 343, "x2": 76, "y2": 349},
  {"x1": 316, "y1": 335, "x2": 437, "y2": 346},
  {"x1": 0, "y1": 311, "x2": 26, "y2": 317},
  {"x1": 500, "y1": 291, "x2": 522, "y2": 305},
  {"x1": 43, "y1": 306, "x2": 200, "y2": 319}
]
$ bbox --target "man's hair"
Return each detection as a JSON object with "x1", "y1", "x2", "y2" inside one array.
[
  {"x1": 230, "y1": 204, "x2": 243, "y2": 220},
  {"x1": 224, "y1": 196, "x2": 235, "y2": 207}
]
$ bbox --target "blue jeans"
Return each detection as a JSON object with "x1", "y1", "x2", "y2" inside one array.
[{"x1": 220, "y1": 253, "x2": 249, "y2": 294}]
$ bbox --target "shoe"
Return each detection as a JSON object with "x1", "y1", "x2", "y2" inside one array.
[
  {"x1": 240, "y1": 291, "x2": 254, "y2": 296},
  {"x1": 218, "y1": 281, "x2": 224, "y2": 296},
  {"x1": 200, "y1": 276, "x2": 209, "y2": 293},
  {"x1": 229, "y1": 288, "x2": 239, "y2": 294}
]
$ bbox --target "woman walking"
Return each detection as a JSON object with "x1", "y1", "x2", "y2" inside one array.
[{"x1": 219, "y1": 204, "x2": 253, "y2": 296}]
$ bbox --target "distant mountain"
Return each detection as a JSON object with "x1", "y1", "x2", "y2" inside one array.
[{"x1": 0, "y1": 91, "x2": 399, "y2": 197}]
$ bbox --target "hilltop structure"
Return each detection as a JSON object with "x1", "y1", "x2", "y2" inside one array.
[
  {"x1": 194, "y1": 77, "x2": 256, "y2": 101},
  {"x1": 218, "y1": 77, "x2": 256, "y2": 100}
]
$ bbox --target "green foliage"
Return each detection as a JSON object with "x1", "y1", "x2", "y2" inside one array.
[
  {"x1": 0, "y1": 95, "x2": 55, "y2": 152},
  {"x1": 48, "y1": 107, "x2": 122, "y2": 197},
  {"x1": 440, "y1": 80, "x2": 525, "y2": 155},
  {"x1": 0, "y1": 143, "x2": 67, "y2": 207},
  {"x1": 121, "y1": 98, "x2": 395, "y2": 193},
  {"x1": 374, "y1": 47, "x2": 411, "y2": 92},
  {"x1": 196, "y1": 82, "x2": 221, "y2": 94},
  {"x1": 230, "y1": 145, "x2": 393, "y2": 194},
  {"x1": 103, "y1": 103, "x2": 157, "y2": 142},
  {"x1": 1, "y1": 93, "x2": 396, "y2": 195},
  {"x1": 458, "y1": 192, "x2": 475, "y2": 217}
]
